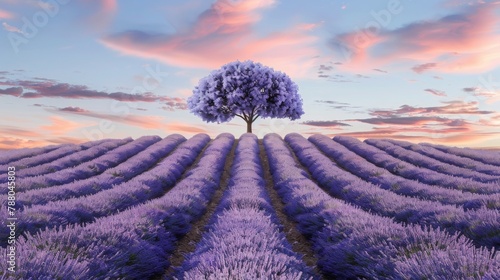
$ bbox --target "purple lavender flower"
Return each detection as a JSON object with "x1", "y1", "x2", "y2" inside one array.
[{"x1": 188, "y1": 60, "x2": 304, "y2": 133}]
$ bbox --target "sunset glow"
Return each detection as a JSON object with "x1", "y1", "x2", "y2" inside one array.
[{"x1": 1, "y1": 0, "x2": 499, "y2": 149}]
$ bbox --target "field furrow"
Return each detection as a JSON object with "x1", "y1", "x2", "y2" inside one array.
[
  {"x1": 13, "y1": 138, "x2": 132, "y2": 179},
  {"x1": 0, "y1": 143, "x2": 71, "y2": 165},
  {"x1": 15, "y1": 135, "x2": 161, "y2": 193},
  {"x1": 264, "y1": 133, "x2": 499, "y2": 279},
  {"x1": 335, "y1": 136, "x2": 500, "y2": 193},
  {"x1": 381, "y1": 138, "x2": 500, "y2": 176},
  {"x1": 0, "y1": 139, "x2": 132, "y2": 185},
  {"x1": 3, "y1": 134, "x2": 185, "y2": 210},
  {"x1": 1, "y1": 133, "x2": 499, "y2": 279},
  {"x1": 309, "y1": 134, "x2": 500, "y2": 210},
  {"x1": 285, "y1": 133, "x2": 499, "y2": 249},
  {"x1": 171, "y1": 134, "x2": 318, "y2": 279},
  {"x1": 362, "y1": 138, "x2": 500, "y2": 184},
  {"x1": 0, "y1": 134, "x2": 209, "y2": 246},
  {"x1": 0, "y1": 134, "x2": 233, "y2": 279},
  {"x1": 0, "y1": 144, "x2": 86, "y2": 172},
  {"x1": 423, "y1": 142, "x2": 500, "y2": 167}
]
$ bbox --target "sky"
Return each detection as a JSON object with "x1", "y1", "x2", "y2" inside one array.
[{"x1": 1, "y1": 0, "x2": 500, "y2": 150}]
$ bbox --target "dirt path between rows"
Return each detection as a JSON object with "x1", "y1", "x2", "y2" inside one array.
[
  {"x1": 160, "y1": 139, "x2": 238, "y2": 279},
  {"x1": 159, "y1": 138, "x2": 323, "y2": 279},
  {"x1": 258, "y1": 139, "x2": 323, "y2": 278}
]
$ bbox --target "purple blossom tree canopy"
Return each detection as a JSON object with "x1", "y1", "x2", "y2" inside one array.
[{"x1": 188, "y1": 60, "x2": 304, "y2": 133}]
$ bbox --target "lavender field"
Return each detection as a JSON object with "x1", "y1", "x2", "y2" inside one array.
[{"x1": 1, "y1": 133, "x2": 499, "y2": 279}]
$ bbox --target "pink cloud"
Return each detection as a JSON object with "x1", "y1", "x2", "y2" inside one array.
[
  {"x1": 100, "y1": 0, "x2": 319, "y2": 77},
  {"x1": 370, "y1": 101, "x2": 494, "y2": 118},
  {"x1": 0, "y1": 86, "x2": 22, "y2": 96},
  {"x1": 0, "y1": 127, "x2": 41, "y2": 138},
  {"x1": 0, "y1": 115, "x2": 89, "y2": 148},
  {"x1": 332, "y1": 3, "x2": 500, "y2": 73},
  {"x1": 463, "y1": 86, "x2": 500, "y2": 104},
  {"x1": 164, "y1": 122, "x2": 208, "y2": 134},
  {"x1": 102, "y1": 0, "x2": 117, "y2": 12},
  {"x1": 40, "y1": 116, "x2": 87, "y2": 135},
  {"x1": 334, "y1": 116, "x2": 500, "y2": 145},
  {"x1": 373, "y1": 68, "x2": 388, "y2": 73},
  {"x1": 162, "y1": 97, "x2": 188, "y2": 111},
  {"x1": 424, "y1": 88, "x2": 447, "y2": 97},
  {"x1": 1, "y1": 0, "x2": 116, "y2": 29},
  {"x1": 77, "y1": 0, "x2": 117, "y2": 30},
  {"x1": 338, "y1": 100, "x2": 500, "y2": 146},
  {"x1": 478, "y1": 113, "x2": 500, "y2": 127},
  {"x1": 336, "y1": 128, "x2": 499, "y2": 146},
  {"x1": 0, "y1": 137, "x2": 49, "y2": 150},
  {"x1": 0, "y1": 9, "x2": 14, "y2": 19},
  {"x1": 0, "y1": 78, "x2": 187, "y2": 107},
  {"x1": 378, "y1": 124, "x2": 472, "y2": 135},
  {"x1": 302, "y1": 120, "x2": 350, "y2": 128},
  {"x1": 60, "y1": 106, "x2": 88, "y2": 113},
  {"x1": 2, "y1": 22, "x2": 23, "y2": 34},
  {"x1": 347, "y1": 117, "x2": 475, "y2": 132},
  {"x1": 0, "y1": 135, "x2": 86, "y2": 150},
  {"x1": 331, "y1": 28, "x2": 383, "y2": 70},
  {"x1": 412, "y1": 63, "x2": 438, "y2": 74}
]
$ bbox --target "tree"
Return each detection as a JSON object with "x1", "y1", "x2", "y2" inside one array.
[{"x1": 187, "y1": 60, "x2": 304, "y2": 133}]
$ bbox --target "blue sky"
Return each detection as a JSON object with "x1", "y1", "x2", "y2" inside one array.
[{"x1": 1, "y1": 0, "x2": 500, "y2": 149}]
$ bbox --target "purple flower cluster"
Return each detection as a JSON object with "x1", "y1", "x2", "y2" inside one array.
[
  {"x1": 0, "y1": 134, "x2": 208, "y2": 245},
  {"x1": 285, "y1": 133, "x2": 500, "y2": 249},
  {"x1": 0, "y1": 138, "x2": 131, "y2": 185},
  {"x1": 175, "y1": 133, "x2": 318, "y2": 279},
  {"x1": 0, "y1": 144, "x2": 84, "y2": 172},
  {"x1": 423, "y1": 142, "x2": 500, "y2": 167},
  {"x1": 188, "y1": 60, "x2": 304, "y2": 124},
  {"x1": 0, "y1": 133, "x2": 234, "y2": 279},
  {"x1": 264, "y1": 133, "x2": 499, "y2": 279},
  {"x1": 0, "y1": 143, "x2": 70, "y2": 165},
  {"x1": 308, "y1": 134, "x2": 500, "y2": 210},
  {"x1": 14, "y1": 135, "x2": 161, "y2": 192},
  {"x1": 1, "y1": 134, "x2": 185, "y2": 210},
  {"x1": 386, "y1": 138, "x2": 500, "y2": 176},
  {"x1": 15, "y1": 138, "x2": 131, "y2": 179},
  {"x1": 340, "y1": 136, "x2": 500, "y2": 194},
  {"x1": 362, "y1": 138, "x2": 500, "y2": 185}
]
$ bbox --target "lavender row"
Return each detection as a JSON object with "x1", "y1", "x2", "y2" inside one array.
[
  {"x1": 0, "y1": 143, "x2": 68, "y2": 165},
  {"x1": 175, "y1": 134, "x2": 318, "y2": 280},
  {"x1": 385, "y1": 138, "x2": 500, "y2": 176},
  {"x1": 0, "y1": 139, "x2": 113, "y2": 168},
  {"x1": 309, "y1": 134, "x2": 500, "y2": 210},
  {"x1": 15, "y1": 135, "x2": 161, "y2": 193},
  {"x1": 264, "y1": 133, "x2": 499, "y2": 279},
  {"x1": 15, "y1": 138, "x2": 131, "y2": 178},
  {"x1": 334, "y1": 136, "x2": 499, "y2": 193},
  {"x1": 423, "y1": 142, "x2": 500, "y2": 167},
  {"x1": 285, "y1": 133, "x2": 500, "y2": 249},
  {"x1": 0, "y1": 134, "x2": 209, "y2": 246},
  {"x1": 0, "y1": 134, "x2": 234, "y2": 279},
  {"x1": 365, "y1": 138, "x2": 500, "y2": 184},
  {"x1": 7, "y1": 134, "x2": 186, "y2": 209},
  {"x1": 0, "y1": 143, "x2": 87, "y2": 172},
  {"x1": 0, "y1": 138, "x2": 131, "y2": 184}
]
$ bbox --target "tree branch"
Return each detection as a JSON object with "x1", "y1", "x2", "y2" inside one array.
[
  {"x1": 235, "y1": 114, "x2": 246, "y2": 121},
  {"x1": 252, "y1": 114, "x2": 260, "y2": 122},
  {"x1": 242, "y1": 112, "x2": 249, "y2": 122},
  {"x1": 251, "y1": 106, "x2": 256, "y2": 117}
]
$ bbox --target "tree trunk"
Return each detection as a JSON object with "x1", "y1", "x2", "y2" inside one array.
[{"x1": 247, "y1": 120, "x2": 252, "y2": 133}]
